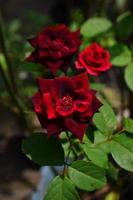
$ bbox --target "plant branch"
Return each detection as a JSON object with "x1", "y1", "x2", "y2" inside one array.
[
  {"x1": 0, "y1": 63, "x2": 30, "y2": 131},
  {"x1": 62, "y1": 131, "x2": 79, "y2": 176},
  {"x1": 92, "y1": 129, "x2": 124, "y2": 147},
  {"x1": 0, "y1": 11, "x2": 17, "y2": 92},
  {"x1": 62, "y1": 147, "x2": 71, "y2": 177},
  {"x1": 65, "y1": 131, "x2": 78, "y2": 159}
]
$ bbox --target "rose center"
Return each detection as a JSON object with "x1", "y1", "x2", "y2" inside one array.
[
  {"x1": 94, "y1": 52, "x2": 101, "y2": 59},
  {"x1": 61, "y1": 94, "x2": 73, "y2": 110}
]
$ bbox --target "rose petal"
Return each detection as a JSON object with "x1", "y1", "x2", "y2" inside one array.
[
  {"x1": 27, "y1": 37, "x2": 38, "y2": 47},
  {"x1": 71, "y1": 72, "x2": 89, "y2": 90},
  {"x1": 47, "y1": 122, "x2": 62, "y2": 137},
  {"x1": 43, "y1": 93, "x2": 56, "y2": 119},
  {"x1": 37, "y1": 77, "x2": 54, "y2": 93},
  {"x1": 31, "y1": 92, "x2": 47, "y2": 128},
  {"x1": 26, "y1": 50, "x2": 38, "y2": 62},
  {"x1": 65, "y1": 118, "x2": 86, "y2": 141}
]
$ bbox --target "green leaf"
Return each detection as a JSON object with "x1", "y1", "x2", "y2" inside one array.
[
  {"x1": 94, "y1": 131, "x2": 110, "y2": 153},
  {"x1": 125, "y1": 62, "x2": 133, "y2": 91},
  {"x1": 69, "y1": 160, "x2": 106, "y2": 191},
  {"x1": 0, "y1": 54, "x2": 8, "y2": 71},
  {"x1": 109, "y1": 44, "x2": 132, "y2": 67},
  {"x1": 44, "y1": 176, "x2": 80, "y2": 200},
  {"x1": 110, "y1": 133, "x2": 133, "y2": 171},
  {"x1": 90, "y1": 83, "x2": 105, "y2": 91},
  {"x1": 21, "y1": 86, "x2": 37, "y2": 97},
  {"x1": 116, "y1": 11, "x2": 133, "y2": 38},
  {"x1": 81, "y1": 17, "x2": 112, "y2": 38},
  {"x1": 93, "y1": 103, "x2": 117, "y2": 136},
  {"x1": 22, "y1": 133, "x2": 64, "y2": 166},
  {"x1": 20, "y1": 62, "x2": 42, "y2": 72},
  {"x1": 93, "y1": 113, "x2": 110, "y2": 136},
  {"x1": 116, "y1": 0, "x2": 127, "y2": 9},
  {"x1": 106, "y1": 162, "x2": 118, "y2": 181},
  {"x1": 124, "y1": 118, "x2": 133, "y2": 133},
  {"x1": 82, "y1": 135, "x2": 108, "y2": 168},
  {"x1": 8, "y1": 19, "x2": 21, "y2": 33}
]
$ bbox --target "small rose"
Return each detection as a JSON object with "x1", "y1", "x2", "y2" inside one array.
[{"x1": 75, "y1": 43, "x2": 112, "y2": 76}]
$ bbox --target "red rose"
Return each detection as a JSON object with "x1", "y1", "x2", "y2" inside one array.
[
  {"x1": 26, "y1": 24, "x2": 81, "y2": 74},
  {"x1": 32, "y1": 73, "x2": 101, "y2": 140},
  {"x1": 75, "y1": 43, "x2": 112, "y2": 76}
]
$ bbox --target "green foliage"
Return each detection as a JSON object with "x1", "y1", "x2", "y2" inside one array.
[
  {"x1": 82, "y1": 135, "x2": 108, "y2": 168},
  {"x1": 69, "y1": 160, "x2": 107, "y2": 191},
  {"x1": 0, "y1": 54, "x2": 8, "y2": 71},
  {"x1": 22, "y1": 133, "x2": 64, "y2": 166},
  {"x1": 5, "y1": 19, "x2": 22, "y2": 50},
  {"x1": 90, "y1": 83, "x2": 105, "y2": 91},
  {"x1": 25, "y1": 11, "x2": 50, "y2": 32},
  {"x1": 81, "y1": 17, "x2": 112, "y2": 38},
  {"x1": 94, "y1": 131, "x2": 110, "y2": 153},
  {"x1": 109, "y1": 44, "x2": 132, "y2": 67},
  {"x1": 125, "y1": 62, "x2": 133, "y2": 91},
  {"x1": 116, "y1": 11, "x2": 133, "y2": 39},
  {"x1": 44, "y1": 176, "x2": 80, "y2": 200},
  {"x1": 110, "y1": 133, "x2": 133, "y2": 171},
  {"x1": 116, "y1": 0, "x2": 127, "y2": 9},
  {"x1": 123, "y1": 118, "x2": 133, "y2": 133},
  {"x1": 106, "y1": 162, "x2": 118, "y2": 181},
  {"x1": 93, "y1": 103, "x2": 117, "y2": 136}
]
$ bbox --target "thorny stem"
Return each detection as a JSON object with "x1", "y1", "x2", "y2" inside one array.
[{"x1": 0, "y1": 11, "x2": 17, "y2": 93}]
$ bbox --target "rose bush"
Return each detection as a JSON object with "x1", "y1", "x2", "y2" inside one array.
[
  {"x1": 26, "y1": 24, "x2": 81, "y2": 74},
  {"x1": 75, "y1": 43, "x2": 112, "y2": 76},
  {"x1": 1, "y1": 2, "x2": 133, "y2": 199},
  {"x1": 32, "y1": 72, "x2": 101, "y2": 140},
  {"x1": 19, "y1": 12, "x2": 133, "y2": 200}
]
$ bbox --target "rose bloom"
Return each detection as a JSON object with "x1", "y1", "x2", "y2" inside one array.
[
  {"x1": 75, "y1": 43, "x2": 112, "y2": 76},
  {"x1": 26, "y1": 24, "x2": 81, "y2": 74},
  {"x1": 32, "y1": 73, "x2": 101, "y2": 141}
]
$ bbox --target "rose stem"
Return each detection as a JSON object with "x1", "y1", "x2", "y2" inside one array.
[{"x1": 62, "y1": 131, "x2": 79, "y2": 176}]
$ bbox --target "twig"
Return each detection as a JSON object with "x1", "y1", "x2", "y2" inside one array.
[{"x1": 62, "y1": 147, "x2": 71, "y2": 177}]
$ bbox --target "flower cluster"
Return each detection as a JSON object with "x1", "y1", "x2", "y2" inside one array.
[{"x1": 27, "y1": 24, "x2": 112, "y2": 140}]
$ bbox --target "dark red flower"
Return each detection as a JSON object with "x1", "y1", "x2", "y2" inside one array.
[
  {"x1": 32, "y1": 73, "x2": 101, "y2": 141},
  {"x1": 75, "y1": 43, "x2": 112, "y2": 76},
  {"x1": 26, "y1": 24, "x2": 81, "y2": 74}
]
